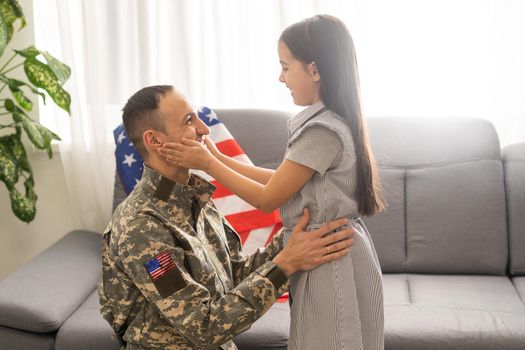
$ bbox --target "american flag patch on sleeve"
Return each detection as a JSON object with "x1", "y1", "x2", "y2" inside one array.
[
  {"x1": 144, "y1": 251, "x2": 186, "y2": 298},
  {"x1": 145, "y1": 252, "x2": 176, "y2": 280}
]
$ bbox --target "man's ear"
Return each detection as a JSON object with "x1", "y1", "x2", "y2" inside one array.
[
  {"x1": 309, "y1": 62, "x2": 321, "y2": 82},
  {"x1": 143, "y1": 130, "x2": 162, "y2": 151}
]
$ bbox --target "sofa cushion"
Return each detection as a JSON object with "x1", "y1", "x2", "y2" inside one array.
[
  {"x1": 503, "y1": 143, "x2": 525, "y2": 275},
  {"x1": 405, "y1": 160, "x2": 506, "y2": 274},
  {"x1": 0, "y1": 326, "x2": 54, "y2": 350},
  {"x1": 362, "y1": 169, "x2": 406, "y2": 273},
  {"x1": 55, "y1": 291, "x2": 119, "y2": 350},
  {"x1": 233, "y1": 301, "x2": 290, "y2": 350},
  {"x1": 0, "y1": 230, "x2": 101, "y2": 332},
  {"x1": 365, "y1": 117, "x2": 507, "y2": 274},
  {"x1": 56, "y1": 290, "x2": 289, "y2": 350},
  {"x1": 383, "y1": 274, "x2": 525, "y2": 350}
]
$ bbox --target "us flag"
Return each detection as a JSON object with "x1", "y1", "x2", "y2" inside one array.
[
  {"x1": 113, "y1": 106, "x2": 282, "y2": 254},
  {"x1": 193, "y1": 107, "x2": 282, "y2": 254},
  {"x1": 145, "y1": 251, "x2": 177, "y2": 280}
]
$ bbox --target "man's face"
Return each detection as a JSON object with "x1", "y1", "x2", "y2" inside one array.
[{"x1": 155, "y1": 89, "x2": 210, "y2": 145}]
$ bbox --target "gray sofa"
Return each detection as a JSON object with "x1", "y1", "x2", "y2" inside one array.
[{"x1": 1, "y1": 109, "x2": 524, "y2": 350}]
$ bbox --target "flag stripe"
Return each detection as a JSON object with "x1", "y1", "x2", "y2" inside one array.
[
  {"x1": 213, "y1": 195, "x2": 256, "y2": 216},
  {"x1": 225, "y1": 210, "x2": 279, "y2": 232},
  {"x1": 216, "y1": 139, "x2": 244, "y2": 158},
  {"x1": 232, "y1": 154, "x2": 252, "y2": 164},
  {"x1": 210, "y1": 181, "x2": 231, "y2": 199}
]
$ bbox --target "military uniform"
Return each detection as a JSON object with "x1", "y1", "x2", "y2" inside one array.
[{"x1": 98, "y1": 166, "x2": 288, "y2": 350}]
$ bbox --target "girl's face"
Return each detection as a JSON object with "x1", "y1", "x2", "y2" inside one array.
[{"x1": 278, "y1": 41, "x2": 321, "y2": 106}]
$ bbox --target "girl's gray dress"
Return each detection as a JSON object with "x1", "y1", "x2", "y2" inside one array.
[{"x1": 281, "y1": 101, "x2": 384, "y2": 350}]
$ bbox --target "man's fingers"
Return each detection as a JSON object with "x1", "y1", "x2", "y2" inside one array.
[
  {"x1": 292, "y1": 208, "x2": 310, "y2": 234},
  {"x1": 320, "y1": 247, "x2": 350, "y2": 264},
  {"x1": 323, "y1": 238, "x2": 354, "y2": 255},
  {"x1": 320, "y1": 228, "x2": 355, "y2": 246},
  {"x1": 314, "y1": 217, "x2": 349, "y2": 238}
]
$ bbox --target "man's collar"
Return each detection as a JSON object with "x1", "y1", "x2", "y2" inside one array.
[
  {"x1": 287, "y1": 100, "x2": 326, "y2": 137},
  {"x1": 139, "y1": 165, "x2": 215, "y2": 206}
]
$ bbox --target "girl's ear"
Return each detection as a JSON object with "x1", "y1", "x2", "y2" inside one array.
[
  {"x1": 143, "y1": 130, "x2": 162, "y2": 151},
  {"x1": 309, "y1": 62, "x2": 321, "y2": 82}
]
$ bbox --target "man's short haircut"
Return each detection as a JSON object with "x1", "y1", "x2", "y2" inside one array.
[{"x1": 122, "y1": 85, "x2": 173, "y2": 158}]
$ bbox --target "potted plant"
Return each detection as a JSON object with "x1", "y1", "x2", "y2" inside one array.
[{"x1": 0, "y1": 0, "x2": 71, "y2": 223}]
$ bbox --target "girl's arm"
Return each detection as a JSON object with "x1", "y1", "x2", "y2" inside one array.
[
  {"x1": 205, "y1": 137, "x2": 274, "y2": 185},
  {"x1": 159, "y1": 139, "x2": 315, "y2": 212}
]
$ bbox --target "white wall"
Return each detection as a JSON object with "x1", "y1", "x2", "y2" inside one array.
[{"x1": 0, "y1": 0, "x2": 76, "y2": 279}]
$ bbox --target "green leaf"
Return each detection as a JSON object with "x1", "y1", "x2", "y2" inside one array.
[
  {"x1": 13, "y1": 112, "x2": 45, "y2": 149},
  {"x1": 0, "y1": 0, "x2": 17, "y2": 26},
  {"x1": 24, "y1": 58, "x2": 70, "y2": 114},
  {"x1": 7, "y1": 132, "x2": 31, "y2": 172},
  {"x1": 10, "y1": 85, "x2": 32, "y2": 111},
  {"x1": 35, "y1": 123, "x2": 60, "y2": 159},
  {"x1": 15, "y1": 47, "x2": 71, "y2": 85},
  {"x1": 4, "y1": 97, "x2": 15, "y2": 111},
  {"x1": 0, "y1": 0, "x2": 24, "y2": 43},
  {"x1": 0, "y1": 8, "x2": 8, "y2": 56},
  {"x1": 9, "y1": 186, "x2": 36, "y2": 223},
  {"x1": 42, "y1": 51, "x2": 70, "y2": 85},
  {"x1": 0, "y1": 75, "x2": 47, "y2": 103},
  {"x1": 12, "y1": 111, "x2": 60, "y2": 156},
  {"x1": 0, "y1": 132, "x2": 37, "y2": 223},
  {"x1": 14, "y1": 45, "x2": 39, "y2": 58},
  {"x1": 0, "y1": 136, "x2": 19, "y2": 188},
  {"x1": 7, "y1": 0, "x2": 23, "y2": 18}
]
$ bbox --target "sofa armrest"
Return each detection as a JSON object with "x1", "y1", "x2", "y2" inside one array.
[
  {"x1": 0, "y1": 230, "x2": 101, "y2": 333},
  {"x1": 503, "y1": 143, "x2": 525, "y2": 275}
]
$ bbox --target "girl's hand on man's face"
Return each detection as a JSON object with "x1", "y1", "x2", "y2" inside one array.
[{"x1": 158, "y1": 138, "x2": 213, "y2": 171}]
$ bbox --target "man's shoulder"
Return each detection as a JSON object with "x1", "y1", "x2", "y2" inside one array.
[{"x1": 109, "y1": 194, "x2": 165, "y2": 243}]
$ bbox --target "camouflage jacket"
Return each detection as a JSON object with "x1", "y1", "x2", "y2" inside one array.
[{"x1": 98, "y1": 166, "x2": 288, "y2": 350}]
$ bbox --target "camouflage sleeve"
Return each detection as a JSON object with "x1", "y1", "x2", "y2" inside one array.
[
  {"x1": 224, "y1": 220, "x2": 287, "y2": 287},
  {"x1": 118, "y1": 216, "x2": 284, "y2": 348}
]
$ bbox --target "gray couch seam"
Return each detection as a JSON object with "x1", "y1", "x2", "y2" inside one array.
[
  {"x1": 384, "y1": 304, "x2": 525, "y2": 314},
  {"x1": 511, "y1": 280, "x2": 525, "y2": 307},
  {"x1": 503, "y1": 162, "x2": 513, "y2": 276},
  {"x1": 403, "y1": 169, "x2": 408, "y2": 273},
  {"x1": 377, "y1": 157, "x2": 500, "y2": 170},
  {"x1": 406, "y1": 274, "x2": 412, "y2": 304}
]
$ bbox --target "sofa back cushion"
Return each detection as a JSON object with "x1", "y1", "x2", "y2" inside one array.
[
  {"x1": 363, "y1": 117, "x2": 507, "y2": 274},
  {"x1": 215, "y1": 109, "x2": 292, "y2": 169},
  {"x1": 217, "y1": 112, "x2": 508, "y2": 274},
  {"x1": 503, "y1": 143, "x2": 525, "y2": 276}
]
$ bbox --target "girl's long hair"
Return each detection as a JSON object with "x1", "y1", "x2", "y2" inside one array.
[{"x1": 280, "y1": 15, "x2": 385, "y2": 216}]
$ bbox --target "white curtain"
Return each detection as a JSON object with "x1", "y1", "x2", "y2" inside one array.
[{"x1": 33, "y1": 0, "x2": 525, "y2": 231}]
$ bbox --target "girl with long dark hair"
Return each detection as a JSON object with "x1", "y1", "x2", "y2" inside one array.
[{"x1": 160, "y1": 15, "x2": 385, "y2": 350}]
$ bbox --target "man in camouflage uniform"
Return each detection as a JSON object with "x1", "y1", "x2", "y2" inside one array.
[{"x1": 98, "y1": 85, "x2": 354, "y2": 350}]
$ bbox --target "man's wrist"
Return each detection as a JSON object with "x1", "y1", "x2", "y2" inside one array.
[{"x1": 272, "y1": 253, "x2": 295, "y2": 277}]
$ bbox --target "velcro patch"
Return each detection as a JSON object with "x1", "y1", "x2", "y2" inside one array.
[{"x1": 145, "y1": 252, "x2": 186, "y2": 297}]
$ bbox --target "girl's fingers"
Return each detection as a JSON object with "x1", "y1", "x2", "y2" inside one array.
[
  {"x1": 160, "y1": 143, "x2": 189, "y2": 151},
  {"x1": 181, "y1": 138, "x2": 201, "y2": 146}
]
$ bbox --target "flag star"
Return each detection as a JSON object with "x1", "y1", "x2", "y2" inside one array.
[
  {"x1": 123, "y1": 153, "x2": 137, "y2": 167},
  {"x1": 206, "y1": 110, "x2": 218, "y2": 122},
  {"x1": 135, "y1": 178, "x2": 141, "y2": 185},
  {"x1": 117, "y1": 131, "x2": 126, "y2": 144}
]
